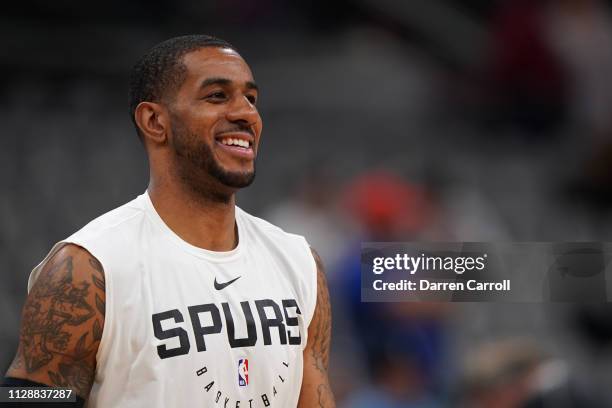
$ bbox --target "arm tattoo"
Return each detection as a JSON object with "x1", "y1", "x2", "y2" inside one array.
[
  {"x1": 310, "y1": 248, "x2": 331, "y2": 371},
  {"x1": 309, "y1": 248, "x2": 335, "y2": 407},
  {"x1": 9, "y1": 248, "x2": 105, "y2": 398},
  {"x1": 317, "y1": 383, "x2": 334, "y2": 407}
]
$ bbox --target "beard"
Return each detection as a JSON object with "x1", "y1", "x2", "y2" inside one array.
[{"x1": 170, "y1": 121, "x2": 256, "y2": 202}]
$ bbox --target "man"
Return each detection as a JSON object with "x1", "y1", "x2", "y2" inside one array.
[{"x1": 3, "y1": 35, "x2": 335, "y2": 408}]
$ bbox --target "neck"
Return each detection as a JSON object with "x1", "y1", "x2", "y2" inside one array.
[{"x1": 147, "y1": 175, "x2": 238, "y2": 252}]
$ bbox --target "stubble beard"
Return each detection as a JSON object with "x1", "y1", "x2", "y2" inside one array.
[{"x1": 170, "y1": 122, "x2": 256, "y2": 203}]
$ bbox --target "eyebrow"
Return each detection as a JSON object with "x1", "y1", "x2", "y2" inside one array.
[{"x1": 199, "y1": 77, "x2": 259, "y2": 92}]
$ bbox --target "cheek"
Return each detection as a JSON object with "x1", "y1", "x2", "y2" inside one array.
[
  {"x1": 196, "y1": 112, "x2": 221, "y2": 134},
  {"x1": 181, "y1": 106, "x2": 221, "y2": 134}
]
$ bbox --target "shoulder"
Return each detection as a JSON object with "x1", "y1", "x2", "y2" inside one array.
[
  {"x1": 237, "y1": 206, "x2": 316, "y2": 271},
  {"x1": 237, "y1": 206, "x2": 308, "y2": 245},
  {"x1": 69, "y1": 195, "x2": 147, "y2": 243},
  {"x1": 30, "y1": 244, "x2": 106, "y2": 308},
  {"x1": 63, "y1": 194, "x2": 148, "y2": 263},
  {"x1": 29, "y1": 195, "x2": 147, "y2": 290}
]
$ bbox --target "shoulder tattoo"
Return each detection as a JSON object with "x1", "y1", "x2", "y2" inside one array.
[{"x1": 9, "y1": 246, "x2": 106, "y2": 398}]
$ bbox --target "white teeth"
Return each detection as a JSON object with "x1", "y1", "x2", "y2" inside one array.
[{"x1": 221, "y1": 138, "x2": 250, "y2": 148}]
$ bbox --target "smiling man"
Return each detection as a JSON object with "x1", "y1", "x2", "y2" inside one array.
[{"x1": 3, "y1": 35, "x2": 335, "y2": 408}]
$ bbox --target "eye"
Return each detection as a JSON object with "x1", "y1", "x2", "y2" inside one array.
[
  {"x1": 246, "y1": 94, "x2": 257, "y2": 105},
  {"x1": 205, "y1": 91, "x2": 227, "y2": 102}
]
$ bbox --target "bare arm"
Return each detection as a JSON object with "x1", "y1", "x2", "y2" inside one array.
[
  {"x1": 298, "y1": 248, "x2": 335, "y2": 408},
  {"x1": 5, "y1": 244, "x2": 105, "y2": 400}
]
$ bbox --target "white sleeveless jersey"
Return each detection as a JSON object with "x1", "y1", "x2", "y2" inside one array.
[{"x1": 27, "y1": 192, "x2": 318, "y2": 408}]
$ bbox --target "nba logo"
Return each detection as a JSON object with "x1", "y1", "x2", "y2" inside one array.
[{"x1": 238, "y1": 359, "x2": 249, "y2": 387}]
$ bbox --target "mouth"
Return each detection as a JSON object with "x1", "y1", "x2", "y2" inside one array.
[{"x1": 214, "y1": 132, "x2": 255, "y2": 160}]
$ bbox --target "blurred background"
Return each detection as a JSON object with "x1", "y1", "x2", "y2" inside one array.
[{"x1": 2, "y1": 0, "x2": 612, "y2": 406}]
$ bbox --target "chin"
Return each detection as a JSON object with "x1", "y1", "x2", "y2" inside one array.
[{"x1": 215, "y1": 170, "x2": 256, "y2": 189}]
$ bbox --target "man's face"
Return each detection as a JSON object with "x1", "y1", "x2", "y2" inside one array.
[{"x1": 167, "y1": 47, "x2": 262, "y2": 194}]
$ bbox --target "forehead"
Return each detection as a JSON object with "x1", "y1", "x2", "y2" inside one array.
[{"x1": 179, "y1": 47, "x2": 254, "y2": 86}]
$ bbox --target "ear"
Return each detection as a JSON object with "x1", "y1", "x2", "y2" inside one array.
[{"x1": 134, "y1": 101, "x2": 169, "y2": 144}]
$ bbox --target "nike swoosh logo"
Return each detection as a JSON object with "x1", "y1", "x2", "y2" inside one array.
[{"x1": 214, "y1": 276, "x2": 241, "y2": 290}]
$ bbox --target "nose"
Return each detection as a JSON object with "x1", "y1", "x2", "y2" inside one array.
[{"x1": 225, "y1": 95, "x2": 260, "y2": 127}]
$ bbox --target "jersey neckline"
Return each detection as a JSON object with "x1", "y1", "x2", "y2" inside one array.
[{"x1": 140, "y1": 191, "x2": 245, "y2": 262}]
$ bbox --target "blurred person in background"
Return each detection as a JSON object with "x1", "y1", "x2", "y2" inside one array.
[{"x1": 332, "y1": 171, "x2": 450, "y2": 407}]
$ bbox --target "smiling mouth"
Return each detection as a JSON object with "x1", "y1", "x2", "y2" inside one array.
[{"x1": 215, "y1": 133, "x2": 255, "y2": 159}]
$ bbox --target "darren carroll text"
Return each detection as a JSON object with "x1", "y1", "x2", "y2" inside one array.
[{"x1": 373, "y1": 279, "x2": 511, "y2": 291}]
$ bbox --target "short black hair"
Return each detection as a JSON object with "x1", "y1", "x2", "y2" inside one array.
[{"x1": 128, "y1": 34, "x2": 237, "y2": 137}]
